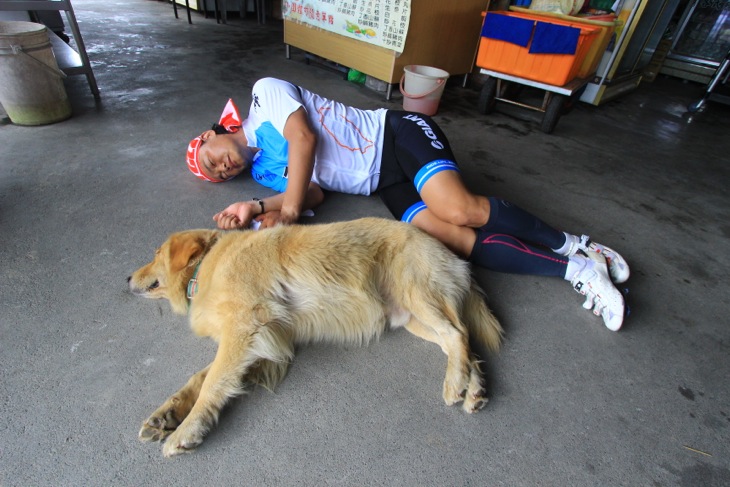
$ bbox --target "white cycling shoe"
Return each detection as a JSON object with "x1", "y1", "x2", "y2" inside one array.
[
  {"x1": 569, "y1": 250, "x2": 626, "y2": 331},
  {"x1": 564, "y1": 234, "x2": 630, "y2": 284}
]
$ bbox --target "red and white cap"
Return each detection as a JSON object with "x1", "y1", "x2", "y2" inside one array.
[{"x1": 186, "y1": 98, "x2": 242, "y2": 182}]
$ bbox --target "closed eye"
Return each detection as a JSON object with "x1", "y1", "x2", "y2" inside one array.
[
  {"x1": 204, "y1": 156, "x2": 227, "y2": 180},
  {"x1": 203, "y1": 156, "x2": 216, "y2": 172}
]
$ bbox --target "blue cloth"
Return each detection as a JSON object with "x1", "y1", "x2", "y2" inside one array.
[
  {"x1": 401, "y1": 202, "x2": 427, "y2": 224},
  {"x1": 529, "y1": 22, "x2": 580, "y2": 55},
  {"x1": 481, "y1": 14, "x2": 535, "y2": 48},
  {"x1": 413, "y1": 159, "x2": 459, "y2": 193}
]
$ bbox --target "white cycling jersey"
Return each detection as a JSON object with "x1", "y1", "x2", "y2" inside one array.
[{"x1": 241, "y1": 77, "x2": 387, "y2": 195}]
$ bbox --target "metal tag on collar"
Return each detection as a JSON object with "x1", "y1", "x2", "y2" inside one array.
[
  {"x1": 187, "y1": 262, "x2": 202, "y2": 299},
  {"x1": 186, "y1": 277, "x2": 199, "y2": 299}
]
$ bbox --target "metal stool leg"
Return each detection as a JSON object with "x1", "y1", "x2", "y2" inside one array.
[
  {"x1": 257, "y1": 0, "x2": 265, "y2": 24},
  {"x1": 688, "y1": 50, "x2": 730, "y2": 112},
  {"x1": 213, "y1": 0, "x2": 221, "y2": 24},
  {"x1": 171, "y1": 0, "x2": 191, "y2": 24}
]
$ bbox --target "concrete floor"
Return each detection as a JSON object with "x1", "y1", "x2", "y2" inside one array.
[{"x1": 1, "y1": 1, "x2": 729, "y2": 485}]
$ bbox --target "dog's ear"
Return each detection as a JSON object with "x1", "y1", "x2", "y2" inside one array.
[{"x1": 168, "y1": 231, "x2": 218, "y2": 273}]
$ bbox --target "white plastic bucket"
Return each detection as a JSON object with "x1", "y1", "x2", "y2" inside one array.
[
  {"x1": 0, "y1": 21, "x2": 71, "y2": 125},
  {"x1": 399, "y1": 65, "x2": 449, "y2": 116}
]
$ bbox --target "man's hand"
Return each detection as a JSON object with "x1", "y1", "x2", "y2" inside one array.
[
  {"x1": 256, "y1": 209, "x2": 297, "y2": 229},
  {"x1": 277, "y1": 206, "x2": 300, "y2": 226},
  {"x1": 213, "y1": 201, "x2": 257, "y2": 230},
  {"x1": 255, "y1": 210, "x2": 283, "y2": 229}
]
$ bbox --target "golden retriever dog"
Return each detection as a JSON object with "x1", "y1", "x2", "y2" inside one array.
[{"x1": 128, "y1": 217, "x2": 503, "y2": 457}]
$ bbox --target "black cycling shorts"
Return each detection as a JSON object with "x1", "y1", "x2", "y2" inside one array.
[{"x1": 377, "y1": 110, "x2": 459, "y2": 221}]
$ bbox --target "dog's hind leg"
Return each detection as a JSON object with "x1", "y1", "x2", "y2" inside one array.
[
  {"x1": 462, "y1": 358, "x2": 488, "y2": 413},
  {"x1": 404, "y1": 313, "x2": 486, "y2": 412},
  {"x1": 139, "y1": 363, "x2": 211, "y2": 443}
]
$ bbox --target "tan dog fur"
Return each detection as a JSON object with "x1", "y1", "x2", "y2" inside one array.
[{"x1": 128, "y1": 217, "x2": 503, "y2": 457}]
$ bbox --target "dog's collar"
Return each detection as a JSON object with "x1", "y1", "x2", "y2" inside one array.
[{"x1": 186, "y1": 261, "x2": 202, "y2": 301}]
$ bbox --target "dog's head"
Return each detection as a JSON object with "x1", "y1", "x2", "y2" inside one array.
[{"x1": 128, "y1": 229, "x2": 220, "y2": 314}]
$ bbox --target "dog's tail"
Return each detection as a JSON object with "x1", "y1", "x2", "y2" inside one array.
[{"x1": 463, "y1": 279, "x2": 503, "y2": 353}]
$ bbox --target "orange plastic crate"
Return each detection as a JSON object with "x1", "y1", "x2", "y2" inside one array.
[
  {"x1": 477, "y1": 12, "x2": 600, "y2": 86},
  {"x1": 505, "y1": 8, "x2": 618, "y2": 78}
]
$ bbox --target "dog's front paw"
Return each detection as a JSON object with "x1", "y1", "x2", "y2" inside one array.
[
  {"x1": 139, "y1": 399, "x2": 186, "y2": 443},
  {"x1": 139, "y1": 415, "x2": 176, "y2": 443},
  {"x1": 162, "y1": 428, "x2": 203, "y2": 458}
]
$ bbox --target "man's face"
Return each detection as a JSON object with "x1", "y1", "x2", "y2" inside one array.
[{"x1": 197, "y1": 133, "x2": 247, "y2": 181}]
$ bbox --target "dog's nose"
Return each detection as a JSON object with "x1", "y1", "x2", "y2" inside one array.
[{"x1": 127, "y1": 276, "x2": 131, "y2": 283}]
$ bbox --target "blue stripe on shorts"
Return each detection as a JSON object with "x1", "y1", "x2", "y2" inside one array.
[
  {"x1": 401, "y1": 202, "x2": 427, "y2": 223},
  {"x1": 414, "y1": 160, "x2": 459, "y2": 193}
]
